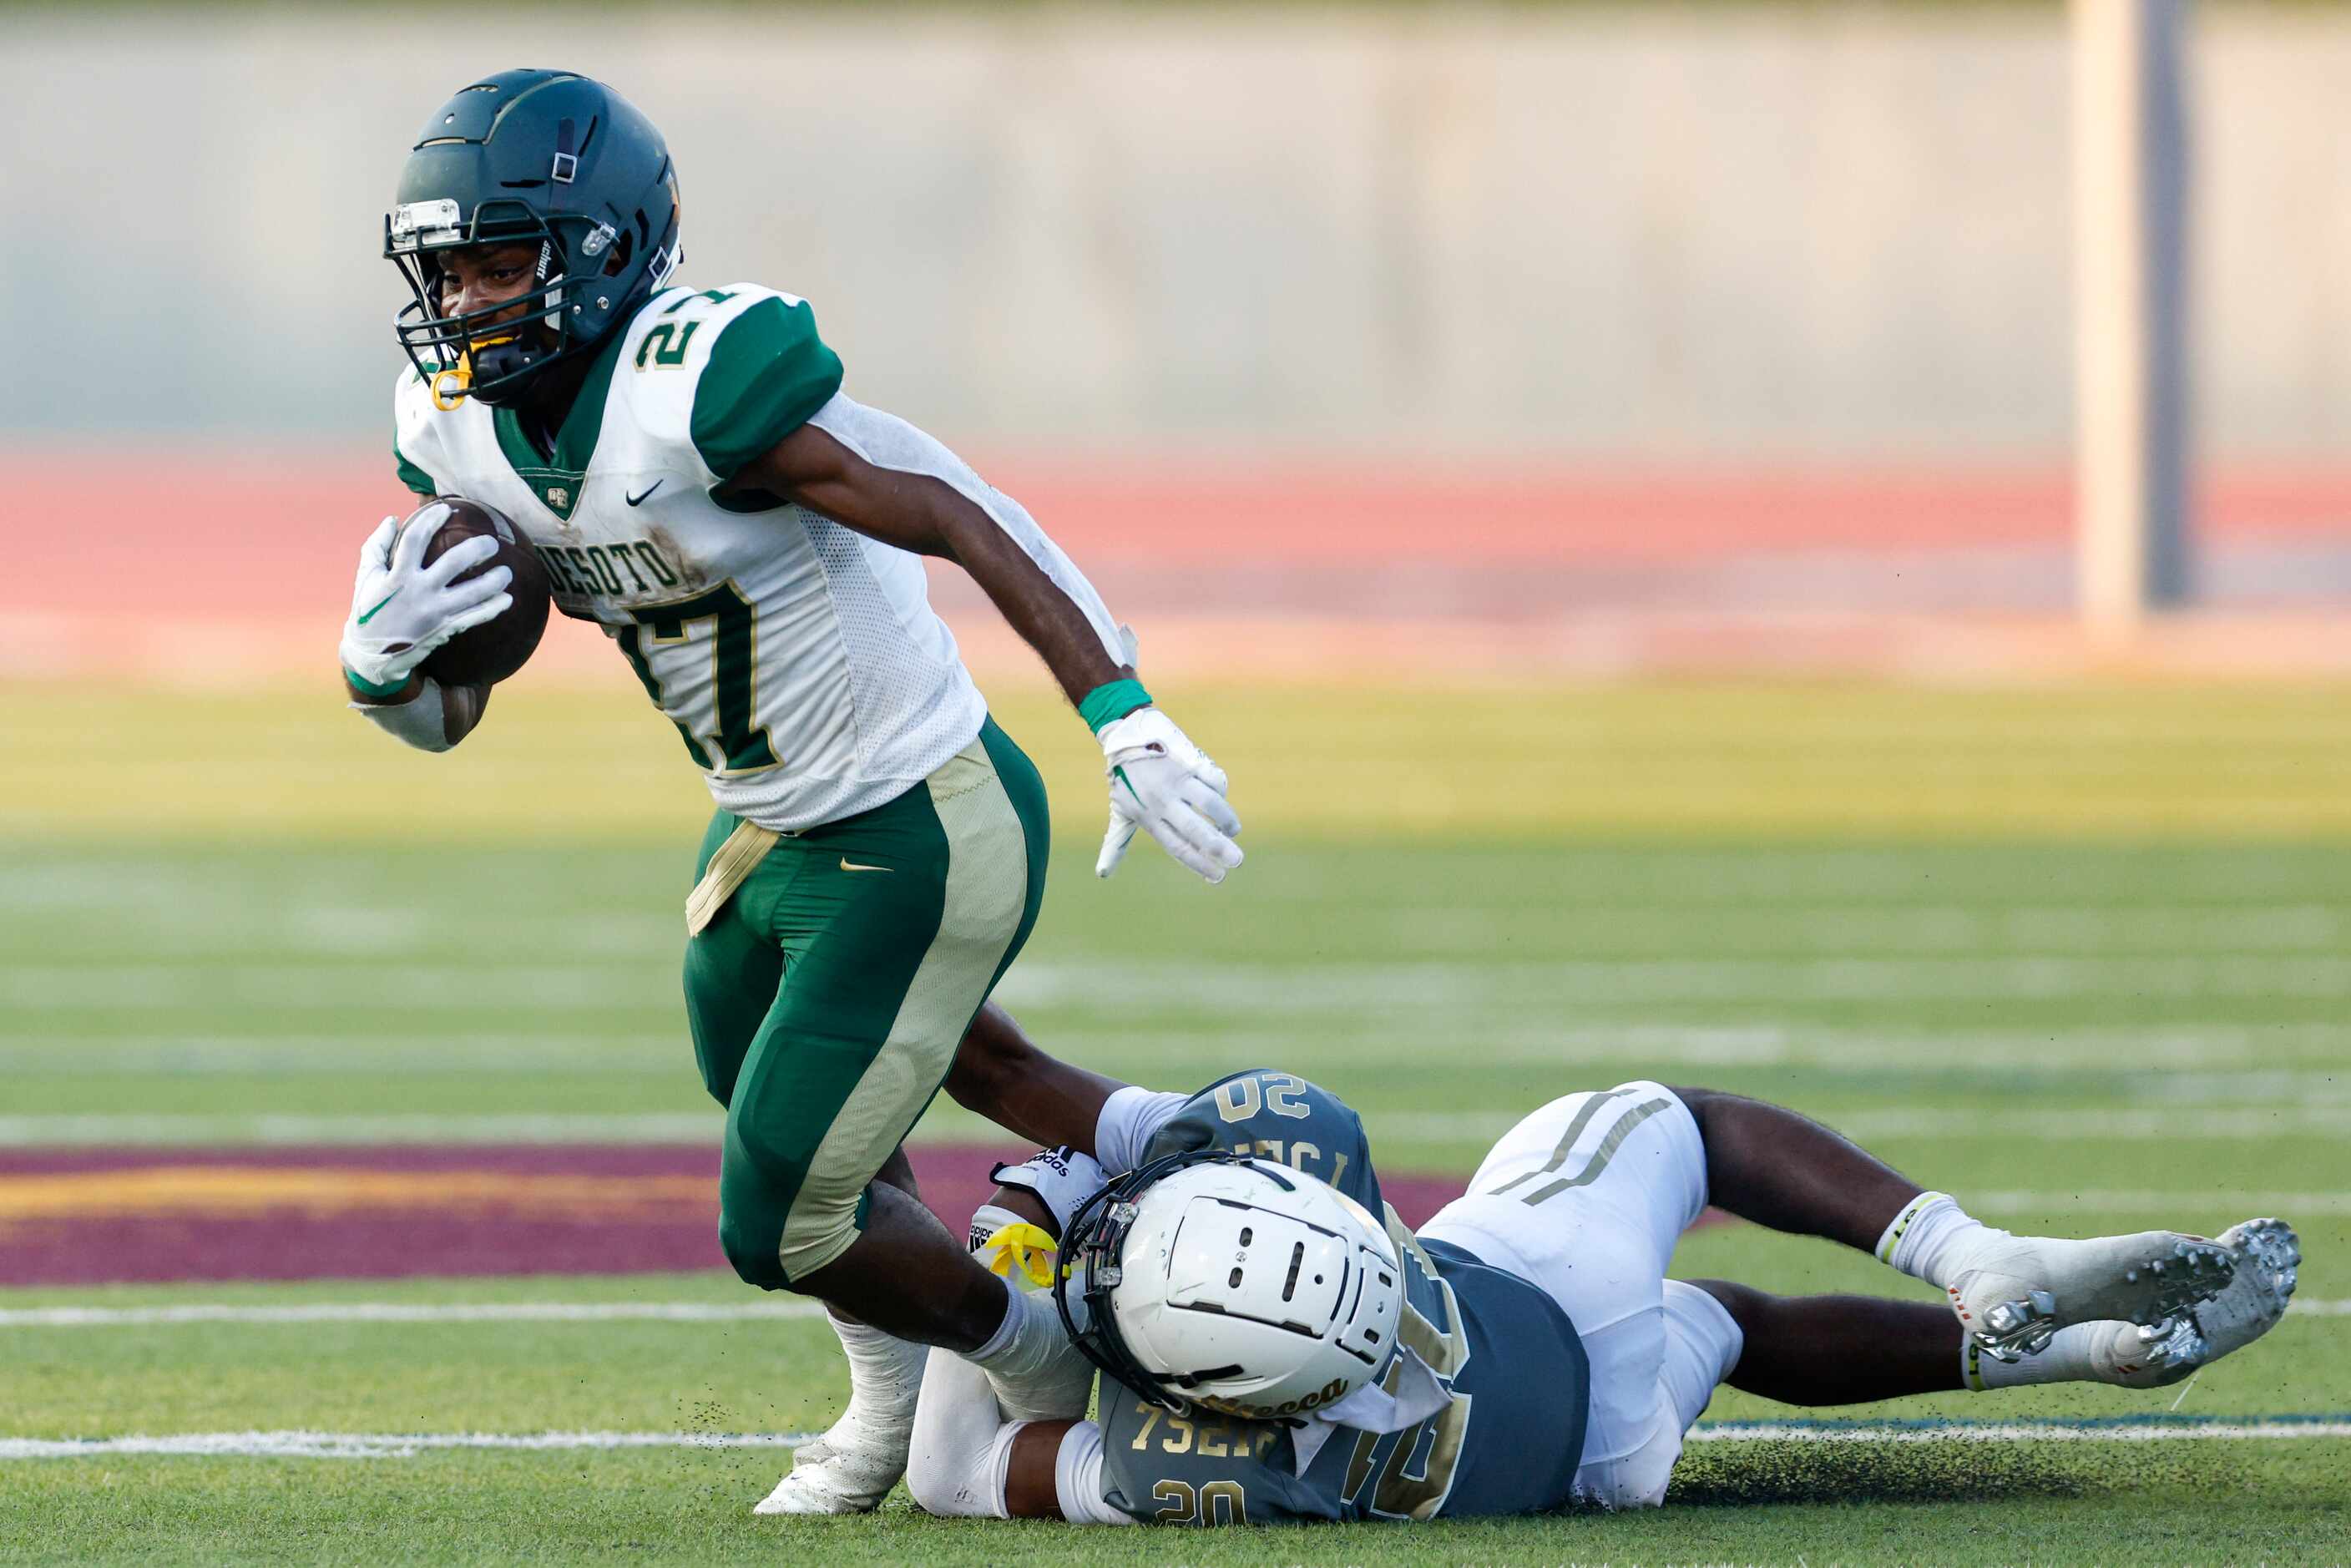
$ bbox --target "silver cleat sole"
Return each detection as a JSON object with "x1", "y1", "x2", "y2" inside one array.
[
  {"x1": 2126, "y1": 1314, "x2": 2212, "y2": 1386},
  {"x1": 1973, "y1": 1236, "x2": 2237, "y2": 1362},
  {"x1": 2109, "y1": 1217, "x2": 2302, "y2": 1385},
  {"x1": 2228, "y1": 1217, "x2": 2302, "y2": 1305}
]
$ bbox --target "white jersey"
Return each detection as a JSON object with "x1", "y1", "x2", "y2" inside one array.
[{"x1": 392, "y1": 283, "x2": 1122, "y2": 831}]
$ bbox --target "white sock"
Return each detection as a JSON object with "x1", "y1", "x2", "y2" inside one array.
[
  {"x1": 968, "y1": 1275, "x2": 1095, "y2": 1420},
  {"x1": 968, "y1": 1277, "x2": 1055, "y2": 1369},
  {"x1": 969, "y1": 1206, "x2": 1098, "y2": 1420},
  {"x1": 1876, "y1": 1191, "x2": 2003, "y2": 1290},
  {"x1": 1962, "y1": 1321, "x2": 2103, "y2": 1392},
  {"x1": 826, "y1": 1314, "x2": 927, "y2": 1427}
]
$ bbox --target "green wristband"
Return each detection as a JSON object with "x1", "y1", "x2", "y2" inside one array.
[
  {"x1": 342, "y1": 665, "x2": 412, "y2": 700},
  {"x1": 1079, "y1": 677, "x2": 1153, "y2": 735}
]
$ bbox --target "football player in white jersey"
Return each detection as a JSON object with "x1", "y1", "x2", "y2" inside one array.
[{"x1": 336, "y1": 69, "x2": 1242, "y2": 1515}]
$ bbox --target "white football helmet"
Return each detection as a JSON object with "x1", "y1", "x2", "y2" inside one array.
[{"x1": 1055, "y1": 1151, "x2": 1403, "y2": 1420}]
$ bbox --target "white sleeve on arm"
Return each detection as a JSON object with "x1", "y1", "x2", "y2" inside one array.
[
  {"x1": 1094, "y1": 1086, "x2": 1191, "y2": 1176},
  {"x1": 904, "y1": 1346, "x2": 1021, "y2": 1519},
  {"x1": 1054, "y1": 1420, "x2": 1135, "y2": 1525},
  {"x1": 349, "y1": 678, "x2": 458, "y2": 753},
  {"x1": 805, "y1": 392, "x2": 1129, "y2": 668},
  {"x1": 904, "y1": 1348, "x2": 1130, "y2": 1525}
]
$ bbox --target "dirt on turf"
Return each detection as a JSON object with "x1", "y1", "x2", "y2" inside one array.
[
  {"x1": 1665, "y1": 1431, "x2": 2244, "y2": 1507},
  {"x1": 0, "y1": 1143, "x2": 1469, "y2": 1286}
]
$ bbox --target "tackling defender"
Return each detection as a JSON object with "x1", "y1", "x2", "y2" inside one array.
[
  {"x1": 337, "y1": 70, "x2": 1242, "y2": 1515},
  {"x1": 910, "y1": 1007, "x2": 2299, "y2": 1523}
]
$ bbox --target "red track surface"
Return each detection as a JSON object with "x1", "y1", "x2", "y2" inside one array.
[
  {"x1": 7, "y1": 448, "x2": 2346, "y2": 679},
  {"x1": 7, "y1": 448, "x2": 2348, "y2": 622},
  {"x1": 0, "y1": 1142, "x2": 1475, "y2": 1287}
]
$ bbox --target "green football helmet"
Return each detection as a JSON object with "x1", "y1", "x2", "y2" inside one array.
[{"x1": 385, "y1": 68, "x2": 681, "y2": 407}]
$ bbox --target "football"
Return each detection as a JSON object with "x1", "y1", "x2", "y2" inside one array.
[{"x1": 400, "y1": 497, "x2": 552, "y2": 688}]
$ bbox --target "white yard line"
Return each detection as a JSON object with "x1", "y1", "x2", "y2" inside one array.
[
  {"x1": 16, "y1": 1019, "x2": 2351, "y2": 1080},
  {"x1": 0, "y1": 1112, "x2": 727, "y2": 1146},
  {"x1": 997, "y1": 956, "x2": 2351, "y2": 1010},
  {"x1": 1687, "y1": 1419, "x2": 2351, "y2": 1444},
  {"x1": 12, "y1": 953, "x2": 2351, "y2": 1014},
  {"x1": 1814, "y1": 1106, "x2": 2351, "y2": 1140},
  {"x1": 7, "y1": 1419, "x2": 2348, "y2": 1462},
  {"x1": 1370, "y1": 1105, "x2": 2351, "y2": 1143},
  {"x1": 0, "y1": 1301, "x2": 832, "y2": 1328},
  {"x1": 1971, "y1": 1190, "x2": 2351, "y2": 1216},
  {"x1": 7, "y1": 1095, "x2": 2351, "y2": 1149},
  {"x1": 3, "y1": 1299, "x2": 2343, "y2": 1332},
  {"x1": 0, "y1": 1429, "x2": 817, "y2": 1461}
]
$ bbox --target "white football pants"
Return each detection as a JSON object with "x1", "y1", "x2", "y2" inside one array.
[{"x1": 1420, "y1": 1080, "x2": 1743, "y2": 1510}]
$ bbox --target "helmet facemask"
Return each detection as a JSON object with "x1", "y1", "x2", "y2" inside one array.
[
  {"x1": 1054, "y1": 1148, "x2": 1403, "y2": 1423},
  {"x1": 387, "y1": 196, "x2": 679, "y2": 408},
  {"x1": 1054, "y1": 1148, "x2": 1240, "y2": 1414}
]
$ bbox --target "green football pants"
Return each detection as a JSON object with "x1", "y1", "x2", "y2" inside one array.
[{"x1": 684, "y1": 718, "x2": 1049, "y2": 1288}]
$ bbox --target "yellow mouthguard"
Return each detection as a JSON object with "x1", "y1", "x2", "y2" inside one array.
[
  {"x1": 427, "y1": 334, "x2": 522, "y2": 411},
  {"x1": 978, "y1": 1222, "x2": 1060, "y2": 1291}
]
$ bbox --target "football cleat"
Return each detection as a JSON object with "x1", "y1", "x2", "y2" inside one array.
[
  {"x1": 2214, "y1": 1216, "x2": 2303, "y2": 1323},
  {"x1": 752, "y1": 1331, "x2": 928, "y2": 1517},
  {"x1": 2088, "y1": 1317, "x2": 2205, "y2": 1389},
  {"x1": 752, "y1": 1409, "x2": 917, "y2": 1516},
  {"x1": 2103, "y1": 1217, "x2": 2301, "y2": 1388},
  {"x1": 1947, "y1": 1228, "x2": 2237, "y2": 1362}
]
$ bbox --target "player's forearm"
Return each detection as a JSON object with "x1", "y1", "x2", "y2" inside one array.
[
  {"x1": 764, "y1": 409, "x2": 1137, "y2": 710},
  {"x1": 944, "y1": 1003, "x2": 1125, "y2": 1152},
  {"x1": 936, "y1": 508, "x2": 1125, "y2": 706},
  {"x1": 903, "y1": 1346, "x2": 1027, "y2": 1518},
  {"x1": 344, "y1": 676, "x2": 491, "y2": 752},
  {"x1": 902, "y1": 1348, "x2": 1116, "y2": 1524}
]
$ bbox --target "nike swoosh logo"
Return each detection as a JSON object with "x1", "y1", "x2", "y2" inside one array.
[
  {"x1": 839, "y1": 858, "x2": 892, "y2": 873},
  {"x1": 355, "y1": 591, "x2": 398, "y2": 625},
  {"x1": 625, "y1": 481, "x2": 663, "y2": 507}
]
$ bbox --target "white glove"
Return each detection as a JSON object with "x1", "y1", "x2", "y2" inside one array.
[
  {"x1": 337, "y1": 511, "x2": 513, "y2": 692},
  {"x1": 984, "y1": 1146, "x2": 1108, "y2": 1239},
  {"x1": 1095, "y1": 708, "x2": 1243, "y2": 884}
]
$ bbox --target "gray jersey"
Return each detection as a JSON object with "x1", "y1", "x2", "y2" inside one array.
[{"x1": 1094, "y1": 1070, "x2": 1590, "y2": 1524}]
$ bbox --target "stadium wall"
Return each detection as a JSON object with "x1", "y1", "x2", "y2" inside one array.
[
  {"x1": 8, "y1": 8, "x2": 2351, "y2": 680},
  {"x1": 6, "y1": 6, "x2": 2351, "y2": 458}
]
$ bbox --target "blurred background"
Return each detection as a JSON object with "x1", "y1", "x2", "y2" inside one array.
[
  {"x1": 10, "y1": 0, "x2": 2351, "y2": 688},
  {"x1": 2, "y1": 0, "x2": 2345, "y2": 1408}
]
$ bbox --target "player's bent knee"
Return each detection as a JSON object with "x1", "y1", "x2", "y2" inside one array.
[
  {"x1": 1662, "y1": 1085, "x2": 1719, "y2": 1122},
  {"x1": 905, "y1": 1414, "x2": 1017, "y2": 1519},
  {"x1": 1611, "y1": 1080, "x2": 1711, "y2": 1227},
  {"x1": 774, "y1": 1201, "x2": 862, "y2": 1285},
  {"x1": 1685, "y1": 1277, "x2": 1766, "y2": 1340},
  {"x1": 716, "y1": 1208, "x2": 791, "y2": 1293},
  {"x1": 902, "y1": 1451, "x2": 953, "y2": 1517},
  {"x1": 716, "y1": 1137, "x2": 802, "y2": 1291},
  {"x1": 903, "y1": 1442, "x2": 979, "y2": 1518},
  {"x1": 1575, "y1": 1437, "x2": 1676, "y2": 1511}
]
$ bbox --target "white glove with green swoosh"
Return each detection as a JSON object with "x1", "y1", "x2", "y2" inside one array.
[
  {"x1": 338, "y1": 513, "x2": 513, "y2": 693},
  {"x1": 1095, "y1": 708, "x2": 1243, "y2": 884}
]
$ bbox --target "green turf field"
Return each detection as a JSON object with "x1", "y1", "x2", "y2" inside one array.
[{"x1": 4, "y1": 679, "x2": 2349, "y2": 1564}]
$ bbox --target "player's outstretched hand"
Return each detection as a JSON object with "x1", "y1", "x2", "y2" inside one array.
[
  {"x1": 338, "y1": 514, "x2": 513, "y2": 692},
  {"x1": 1095, "y1": 708, "x2": 1243, "y2": 884}
]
